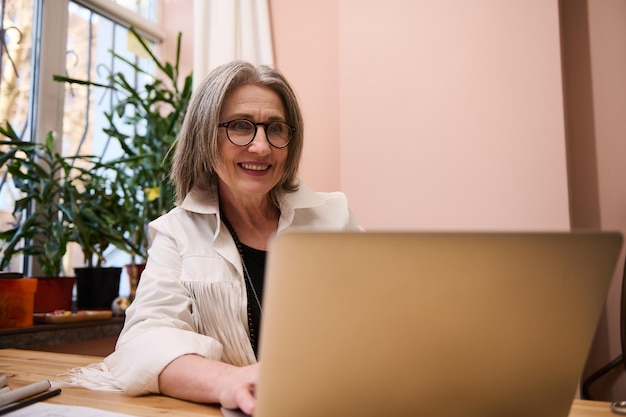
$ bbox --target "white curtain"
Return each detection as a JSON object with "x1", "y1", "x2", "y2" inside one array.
[{"x1": 193, "y1": 0, "x2": 275, "y2": 90}]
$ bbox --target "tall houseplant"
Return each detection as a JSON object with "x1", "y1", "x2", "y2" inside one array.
[{"x1": 70, "y1": 163, "x2": 140, "y2": 309}]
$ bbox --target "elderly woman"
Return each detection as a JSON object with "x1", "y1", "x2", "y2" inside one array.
[{"x1": 78, "y1": 61, "x2": 360, "y2": 414}]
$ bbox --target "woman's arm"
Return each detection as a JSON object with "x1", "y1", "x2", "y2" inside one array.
[{"x1": 159, "y1": 354, "x2": 258, "y2": 415}]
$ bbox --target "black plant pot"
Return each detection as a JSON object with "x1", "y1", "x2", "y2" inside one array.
[{"x1": 75, "y1": 267, "x2": 122, "y2": 310}]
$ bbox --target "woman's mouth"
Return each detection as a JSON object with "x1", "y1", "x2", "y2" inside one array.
[{"x1": 240, "y1": 162, "x2": 270, "y2": 171}]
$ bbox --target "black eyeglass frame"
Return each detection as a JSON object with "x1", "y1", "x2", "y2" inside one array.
[{"x1": 218, "y1": 119, "x2": 296, "y2": 149}]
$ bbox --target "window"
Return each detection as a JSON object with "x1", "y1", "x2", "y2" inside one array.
[{"x1": 0, "y1": 0, "x2": 161, "y2": 281}]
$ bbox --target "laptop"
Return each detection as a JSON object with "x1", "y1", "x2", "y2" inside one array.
[{"x1": 222, "y1": 231, "x2": 623, "y2": 417}]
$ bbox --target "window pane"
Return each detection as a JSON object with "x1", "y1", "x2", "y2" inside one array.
[
  {"x1": 0, "y1": 0, "x2": 34, "y2": 138},
  {"x1": 0, "y1": 0, "x2": 36, "y2": 273},
  {"x1": 63, "y1": 1, "x2": 155, "y2": 161},
  {"x1": 114, "y1": 0, "x2": 157, "y2": 22}
]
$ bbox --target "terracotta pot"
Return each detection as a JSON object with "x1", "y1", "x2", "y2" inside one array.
[
  {"x1": 33, "y1": 276, "x2": 75, "y2": 313},
  {"x1": 0, "y1": 278, "x2": 37, "y2": 328}
]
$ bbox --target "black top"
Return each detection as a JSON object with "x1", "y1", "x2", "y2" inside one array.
[{"x1": 240, "y1": 243, "x2": 266, "y2": 357}]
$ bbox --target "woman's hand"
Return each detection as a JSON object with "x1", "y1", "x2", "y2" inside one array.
[
  {"x1": 158, "y1": 354, "x2": 259, "y2": 415},
  {"x1": 217, "y1": 362, "x2": 258, "y2": 415}
]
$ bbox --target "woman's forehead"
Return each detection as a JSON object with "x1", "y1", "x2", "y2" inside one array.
[{"x1": 223, "y1": 84, "x2": 284, "y2": 114}]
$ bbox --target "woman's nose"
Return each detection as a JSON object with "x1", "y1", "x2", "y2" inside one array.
[{"x1": 248, "y1": 127, "x2": 272, "y2": 155}]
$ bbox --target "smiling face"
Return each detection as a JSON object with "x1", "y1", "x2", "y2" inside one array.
[{"x1": 215, "y1": 83, "x2": 289, "y2": 205}]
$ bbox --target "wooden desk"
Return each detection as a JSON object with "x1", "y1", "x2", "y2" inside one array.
[
  {"x1": 0, "y1": 349, "x2": 221, "y2": 416},
  {"x1": 0, "y1": 348, "x2": 618, "y2": 417},
  {"x1": 569, "y1": 400, "x2": 616, "y2": 417}
]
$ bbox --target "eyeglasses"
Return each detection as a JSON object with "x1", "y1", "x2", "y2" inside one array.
[{"x1": 218, "y1": 119, "x2": 295, "y2": 148}]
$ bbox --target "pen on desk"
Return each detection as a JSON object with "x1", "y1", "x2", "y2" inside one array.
[
  {"x1": 0, "y1": 380, "x2": 51, "y2": 406},
  {"x1": 0, "y1": 388, "x2": 61, "y2": 416}
]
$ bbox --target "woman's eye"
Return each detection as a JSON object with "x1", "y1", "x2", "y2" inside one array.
[
  {"x1": 231, "y1": 121, "x2": 252, "y2": 131},
  {"x1": 268, "y1": 123, "x2": 285, "y2": 134}
]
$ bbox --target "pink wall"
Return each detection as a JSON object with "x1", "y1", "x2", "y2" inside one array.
[
  {"x1": 272, "y1": 1, "x2": 570, "y2": 230},
  {"x1": 337, "y1": 1, "x2": 569, "y2": 230},
  {"x1": 161, "y1": 0, "x2": 194, "y2": 87}
]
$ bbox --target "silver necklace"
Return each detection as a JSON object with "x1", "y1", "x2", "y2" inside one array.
[
  {"x1": 221, "y1": 213, "x2": 264, "y2": 316},
  {"x1": 240, "y1": 256, "x2": 263, "y2": 316}
]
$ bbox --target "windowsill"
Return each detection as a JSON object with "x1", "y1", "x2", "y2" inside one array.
[{"x1": 0, "y1": 316, "x2": 125, "y2": 350}]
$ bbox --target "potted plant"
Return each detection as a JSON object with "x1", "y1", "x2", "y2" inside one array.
[
  {"x1": 0, "y1": 122, "x2": 138, "y2": 311},
  {"x1": 54, "y1": 27, "x2": 193, "y2": 299},
  {"x1": 69, "y1": 161, "x2": 141, "y2": 309}
]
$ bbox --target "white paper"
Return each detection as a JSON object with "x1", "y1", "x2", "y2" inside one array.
[{"x1": 6, "y1": 402, "x2": 138, "y2": 416}]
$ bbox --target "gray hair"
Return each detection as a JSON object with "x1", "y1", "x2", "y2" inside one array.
[{"x1": 170, "y1": 61, "x2": 304, "y2": 205}]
